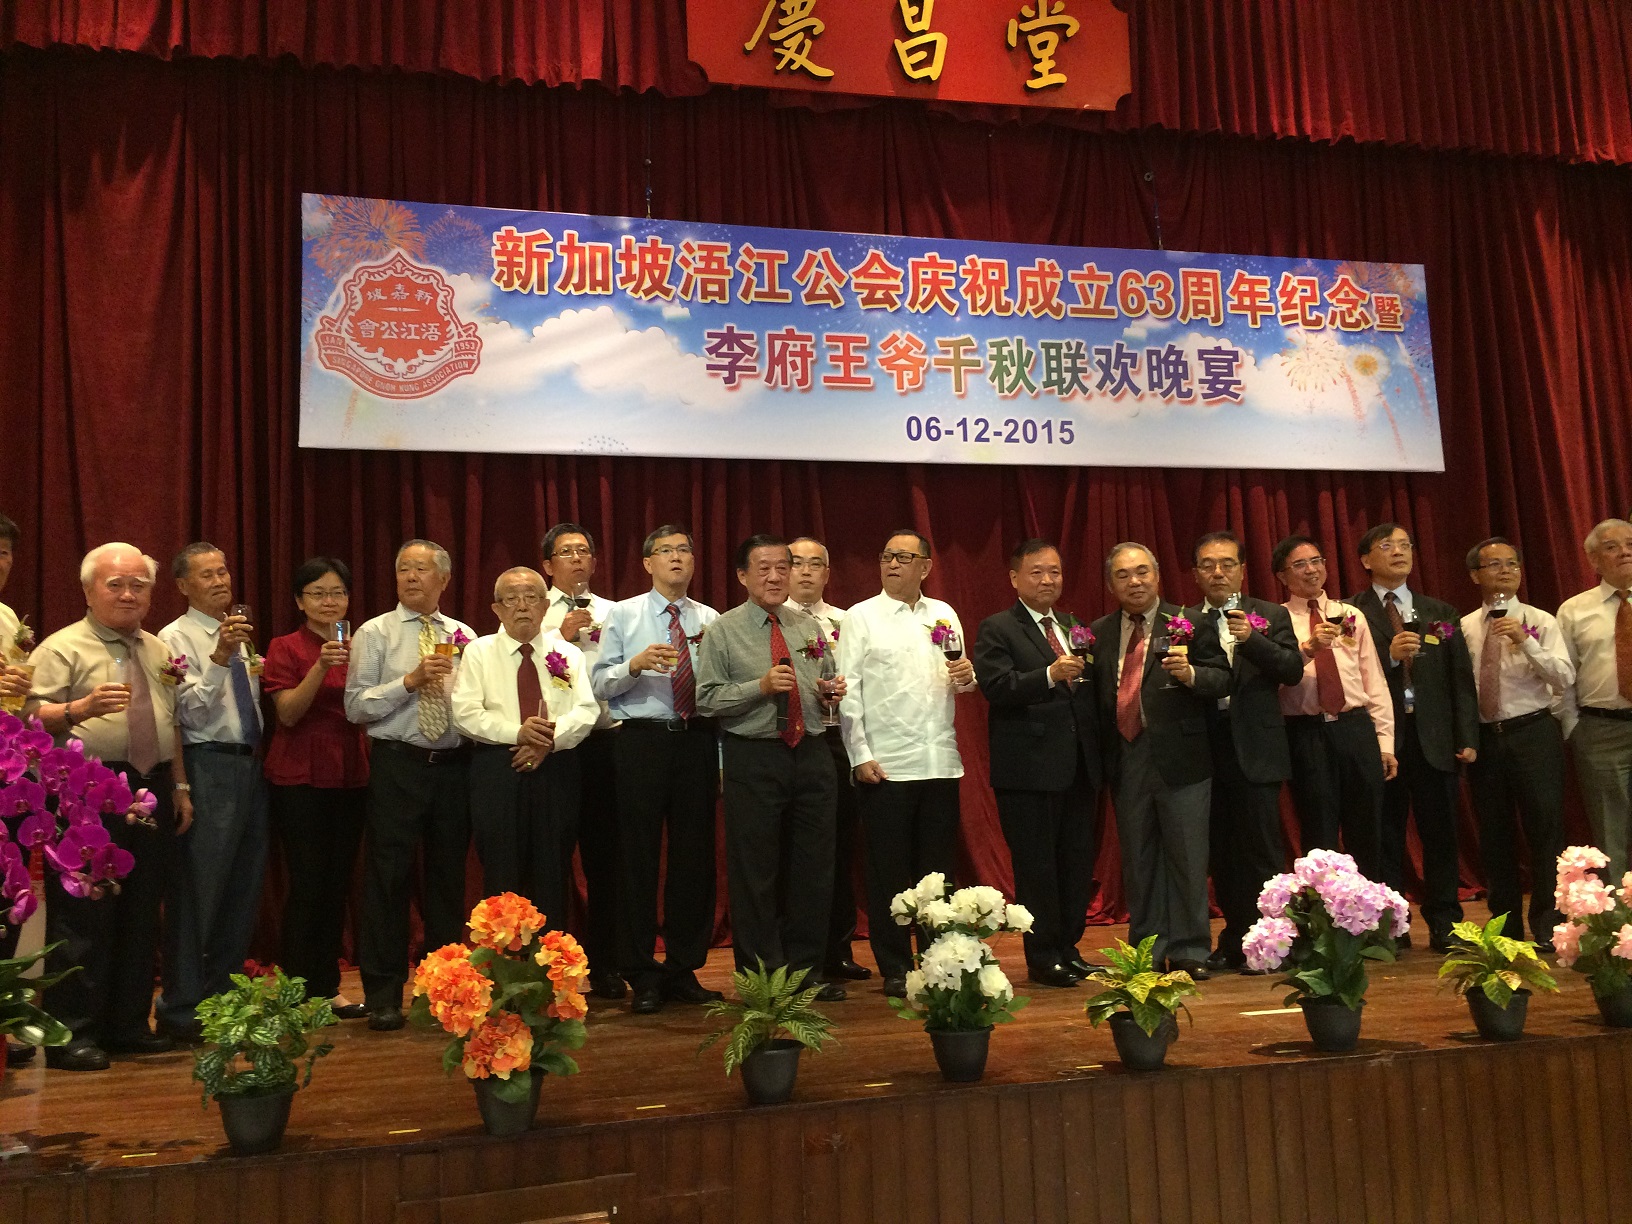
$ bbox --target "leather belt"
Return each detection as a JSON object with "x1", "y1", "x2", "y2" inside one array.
[
  {"x1": 621, "y1": 716, "x2": 712, "y2": 732},
  {"x1": 1481, "y1": 709, "x2": 1553, "y2": 735},
  {"x1": 1579, "y1": 705, "x2": 1632, "y2": 723},
  {"x1": 191, "y1": 742, "x2": 256, "y2": 757},
  {"x1": 374, "y1": 738, "x2": 469, "y2": 765}
]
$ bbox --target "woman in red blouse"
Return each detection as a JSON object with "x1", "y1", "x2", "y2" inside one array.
[{"x1": 262, "y1": 557, "x2": 370, "y2": 1019}]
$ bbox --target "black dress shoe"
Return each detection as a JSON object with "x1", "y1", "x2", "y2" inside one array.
[
  {"x1": 104, "y1": 1029, "x2": 175, "y2": 1055},
  {"x1": 814, "y1": 981, "x2": 848, "y2": 1003},
  {"x1": 1533, "y1": 940, "x2": 1556, "y2": 955},
  {"x1": 662, "y1": 975, "x2": 723, "y2": 1005},
  {"x1": 1064, "y1": 955, "x2": 1093, "y2": 979},
  {"x1": 1204, "y1": 949, "x2": 1245, "y2": 972},
  {"x1": 1396, "y1": 931, "x2": 1414, "y2": 950},
  {"x1": 1167, "y1": 959, "x2": 1211, "y2": 981},
  {"x1": 589, "y1": 972, "x2": 627, "y2": 1000},
  {"x1": 1028, "y1": 963, "x2": 1080, "y2": 988},
  {"x1": 1428, "y1": 933, "x2": 1455, "y2": 954},
  {"x1": 881, "y1": 976, "x2": 908, "y2": 999},
  {"x1": 367, "y1": 1007, "x2": 405, "y2": 1032},
  {"x1": 156, "y1": 1016, "x2": 204, "y2": 1044},
  {"x1": 824, "y1": 958, "x2": 873, "y2": 981},
  {"x1": 45, "y1": 1040, "x2": 109, "y2": 1072},
  {"x1": 630, "y1": 985, "x2": 663, "y2": 1014},
  {"x1": 331, "y1": 1003, "x2": 370, "y2": 1021}
]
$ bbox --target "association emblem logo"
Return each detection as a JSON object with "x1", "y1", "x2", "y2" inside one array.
[{"x1": 313, "y1": 252, "x2": 481, "y2": 400}]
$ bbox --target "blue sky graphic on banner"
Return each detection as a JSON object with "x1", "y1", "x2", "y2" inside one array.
[{"x1": 299, "y1": 195, "x2": 1443, "y2": 471}]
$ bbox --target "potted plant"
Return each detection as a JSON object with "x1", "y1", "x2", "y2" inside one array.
[
  {"x1": 698, "y1": 960, "x2": 835, "y2": 1105},
  {"x1": 410, "y1": 892, "x2": 590, "y2": 1136},
  {"x1": 1551, "y1": 845, "x2": 1632, "y2": 1027},
  {"x1": 192, "y1": 967, "x2": 337, "y2": 1156},
  {"x1": 887, "y1": 874, "x2": 1032, "y2": 1082},
  {"x1": 1437, "y1": 912, "x2": 1558, "y2": 1041},
  {"x1": 1242, "y1": 850, "x2": 1409, "y2": 1052},
  {"x1": 1082, "y1": 935, "x2": 1200, "y2": 1070}
]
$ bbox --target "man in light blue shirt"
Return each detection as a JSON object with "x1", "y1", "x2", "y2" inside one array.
[
  {"x1": 591, "y1": 524, "x2": 721, "y2": 1015},
  {"x1": 344, "y1": 539, "x2": 476, "y2": 1030}
]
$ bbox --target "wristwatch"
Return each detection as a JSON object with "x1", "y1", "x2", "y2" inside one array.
[
  {"x1": 174, "y1": 782, "x2": 192, "y2": 792},
  {"x1": 62, "y1": 700, "x2": 78, "y2": 729}
]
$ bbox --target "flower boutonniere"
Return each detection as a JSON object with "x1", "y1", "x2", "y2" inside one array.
[
  {"x1": 929, "y1": 619, "x2": 954, "y2": 646},
  {"x1": 1068, "y1": 623, "x2": 1095, "y2": 652},
  {"x1": 1165, "y1": 615, "x2": 1195, "y2": 646},
  {"x1": 687, "y1": 627, "x2": 705, "y2": 645},
  {"x1": 800, "y1": 635, "x2": 827, "y2": 661},
  {"x1": 588, "y1": 626, "x2": 602, "y2": 645},
  {"x1": 12, "y1": 615, "x2": 35, "y2": 659},
  {"x1": 159, "y1": 655, "x2": 189, "y2": 686},
  {"x1": 1521, "y1": 621, "x2": 1541, "y2": 643},
  {"x1": 1245, "y1": 612, "x2": 1270, "y2": 633},
  {"x1": 450, "y1": 628, "x2": 473, "y2": 654},
  {"x1": 543, "y1": 650, "x2": 572, "y2": 690},
  {"x1": 829, "y1": 625, "x2": 839, "y2": 642}
]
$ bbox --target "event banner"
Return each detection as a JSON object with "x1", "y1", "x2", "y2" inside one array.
[{"x1": 299, "y1": 195, "x2": 1444, "y2": 471}]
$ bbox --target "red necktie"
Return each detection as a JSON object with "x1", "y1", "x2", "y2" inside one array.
[
  {"x1": 1384, "y1": 591, "x2": 1413, "y2": 687},
  {"x1": 1618, "y1": 591, "x2": 1632, "y2": 703},
  {"x1": 666, "y1": 603, "x2": 696, "y2": 719},
  {"x1": 1309, "y1": 600, "x2": 1344, "y2": 716},
  {"x1": 517, "y1": 641, "x2": 544, "y2": 722},
  {"x1": 767, "y1": 611, "x2": 804, "y2": 748},
  {"x1": 1116, "y1": 615, "x2": 1145, "y2": 742},
  {"x1": 1040, "y1": 616, "x2": 1066, "y2": 659}
]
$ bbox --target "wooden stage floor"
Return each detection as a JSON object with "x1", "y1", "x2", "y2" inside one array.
[{"x1": 6, "y1": 903, "x2": 1632, "y2": 1224}]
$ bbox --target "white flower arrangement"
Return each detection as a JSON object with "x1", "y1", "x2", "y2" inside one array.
[{"x1": 888, "y1": 873, "x2": 1032, "y2": 1032}]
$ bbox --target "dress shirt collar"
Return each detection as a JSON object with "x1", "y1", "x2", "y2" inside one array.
[
  {"x1": 880, "y1": 591, "x2": 930, "y2": 616},
  {"x1": 797, "y1": 599, "x2": 838, "y2": 619},
  {"x1": 1597, "y1": 580, "x2": 1627, "y2": 602},
  {"x1": 1122, "y1": 605, "x2": 1157, "y2": 631},
  {"x1": 87, "y1": 613, "x2": 136, "y2": 645},
  {"x1": 1373, "y1": 581, "x2": 1413, "y2": 605},
  {"x1": 1020, "y1": 600, "x2": 1058, "y2": 629},
  {"x1": 499, "y1": 626, "x2": 544, "y2": 654},
  {"x1": 749, "y1": 601, "x2": 787, "y2": 627},
  {"x1": 644, "y1": 587, "x2": 693, "y2": 615},
  {"x1": 184, "y1": 604, "x2": 223, "y2": 637},
  {"x1": 396, "y1": 601, "x2": 448, "y2": 625}
]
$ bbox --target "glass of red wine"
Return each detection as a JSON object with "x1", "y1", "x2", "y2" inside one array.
[
  {"x1": 941, "y1": 629, "x2": 963, "y2": 662},
  {"x1": 1150, "y1": 631, "x2": 1174, "y2": 688}
]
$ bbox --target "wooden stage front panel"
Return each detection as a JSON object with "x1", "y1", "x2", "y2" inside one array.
[{"x1": 4, "y1": 914, "x2": 1631, "y2": 1224}]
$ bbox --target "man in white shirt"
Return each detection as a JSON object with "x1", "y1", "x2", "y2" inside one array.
[
  {"x1": 454, "y1": 567, "x2": 600, "y2": 929},
  {"x1": 837, "y1": 529, "x2": 977, "y2": 997},
  {"x1": 789, "y1": 535, "x2": 869, "y2": 983},
  {"x1": 345, "y1": 539, "x2": 476, "y2": 1030},
  {"x1": 540, "y1": 522, "x2": 625, "y2": 1000},
  {"x1": 155, "y1": 542, "x2": 267, "y2": 1043},
  {"x1": 591, "y1": 525, "x2": 722, "y2": 1015},
  {"x1": 1557, "y1": 518, "x2": 1632, "y2": 881},
  {"x1": 1462, "y1": 537, "x2": 1574, "y2": 947}
]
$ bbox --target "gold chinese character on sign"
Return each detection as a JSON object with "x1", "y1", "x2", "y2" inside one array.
[
  {"x1": 744, "y1": 0, "x2": 835, "y2": 79},
  {"x1": 1006, "y1": 0, "x2": 1079, "y2": 91},
  {"x1": 894, "y1": 0, "x2": 947, "y2": 82}
]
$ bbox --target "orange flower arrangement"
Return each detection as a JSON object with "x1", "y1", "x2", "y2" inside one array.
[{"x1": 410, "y1": 895, "x2": 589, "y2": 1103}]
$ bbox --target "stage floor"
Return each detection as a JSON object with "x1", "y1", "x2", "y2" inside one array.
[{"x1": 2, "y1": 901, "x2": 1625, "y2": 1182}]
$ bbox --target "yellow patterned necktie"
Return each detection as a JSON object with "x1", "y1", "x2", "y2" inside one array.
[{"x1": 416, "y1": 614, "x2": 450, "y2": 740}]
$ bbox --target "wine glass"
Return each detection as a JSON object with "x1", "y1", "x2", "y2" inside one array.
[
  {"x1": 817, "y1": 653, "x2": 840, "y2": 727},
  {"x1": 333, "y1": 619, "x2": 350, "y2": 644},
  {"x1": 1150, "y1": 631, "x2": 1174, "y2": 689},
  {"x1": 229, "y1": 603, "x2": 254, "y2": 661},
  {"x1": 941, "y1": 629, "x2": 963, "y2": 662}
]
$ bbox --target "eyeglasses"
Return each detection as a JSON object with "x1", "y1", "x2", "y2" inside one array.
[
  {"x1": 1286, "y1": 556, "x2": 1326, "y2": 573},
  {"x1": 1195, "y1": 560, "x2": 1240, "y2": 574},
  {"x1": 302, "y1": 587, "x2": 348, "y2": 601},
  {"x1": 552, "y1": 546, "x2": 593, "y2": 559},
  {"x1": 497, "y1": 593, "x2": 544, "y2": 609},
  {"x1": 1476, "y1": 560, "x2": 1521, "y2": 573},
  {"x1": 1373, "y1": 540, "x2": 1414, "y2": 555},
  {"x1": 103, "y1": 578, "x2": 153, "y2": 594},
  {"x1": 790, "y1": 558, "x2": 828, "y2": 570},
  {"x1": 879, "y1": 551, "x2": 928, "y2": 565},
  {"x1": 650, "y1": 545, "x2": 694, "y2": 558}
]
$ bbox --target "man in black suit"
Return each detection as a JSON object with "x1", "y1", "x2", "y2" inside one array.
[
  {"x1": 1090, "y1": 542, "x2": 1230, "y2": 978},
  {"x1": 973, "y1": 538, "x2": 1102, "y2": 988},
  {"x1": 1186, "y1": 532, "x2": 1306, "y2": 973},
  {"x1": 1351, "y1": 522, "x2": 1479, "y2": 951}
]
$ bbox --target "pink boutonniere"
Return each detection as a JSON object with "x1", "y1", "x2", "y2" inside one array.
[
  {"x1": 543, "y1": 650, "x2": 572, "y2": 690},
  {"x1": 1521, "y1": 621, "x2": 1541, "y2": 642},
  {"x1": 159, "y1": 655, "x2": 189, "y2": 685},
  {"x1": 929, "y1": 619, "x2": 953, "y2": 646},
  {"x1": 1245, "y1": 612, "x2": 1270, "y2": 633},
  {"x1": 829, "y1": 625, "x2": 839, "y2": 642},
  {"x1": 1165, "y1": 615, "x2": 1195, "y2": 645},
  {"x1": 1431, "y1": 621, "x2": 1456, "y2": 641},
  {"x1": 800, "y1": 636, "x2": 827, "y2": 661},
  {"x1": 687, "y1": 628, "x2": 705, "y2": 645},
  {"x1": 588, "y1": 626, "x2": 602, "y2": 645},
  {"x1": 449, "y1": 628, "x2": 472, "y2": 652},
  {"x1": 1068, "y1": 623, "x2": 1095, "y2": 651},
  {"x1": 1340, "y1": 614, "x2": 1358, "y2": 640}
]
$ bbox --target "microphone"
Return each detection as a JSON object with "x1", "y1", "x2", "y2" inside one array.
[{"x1": 775, "y1": 656, "x2": 791, "y2": 731}]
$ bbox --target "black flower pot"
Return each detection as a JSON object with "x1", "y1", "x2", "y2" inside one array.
[
  {"x1": 740, "y1": 1039, "x2": 802, "y2": 1105},
  {"x1": 471, "y1": 1068, "x2": 544, "y2": 1137},
  {"x1": 1594, "y1": 984, "x2": 1632, "y2": 1028},
  {"x1": 1299, "y1": 997, "x2": 1364, "y2": 1052},
  {"x1": 929, "y1": 1027, "x2": 992, "y2": 1082},
  {"x1": 1107, "y1": 1011, "x2": 1177, "y2": 1071},
  {"x1": 1466, "y1": 988, "x2": 1529, "y2": 1042},
  {"x1": 217, "y1": 1085, "x2": 295, "y2": 1156}
]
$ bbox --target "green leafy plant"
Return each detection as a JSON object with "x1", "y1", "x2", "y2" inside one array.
[
  {"x1": 698, "y1": 960, "x2": 835, "y2": 1076},
  {"x1": 1438, "y1": 912, "x2": 1558, "y2": 1007},
  {"x1": 192, "y1": 968, "x2": 337, "y2": 1104},
  {"x1": 1083, "y1": 935, "x2": 1201, "y2": 1036},
  {"x1": 0, "y1": 942, "x2": 74, "y2": 1049}
]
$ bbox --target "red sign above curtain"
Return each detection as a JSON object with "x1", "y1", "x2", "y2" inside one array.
[{"x1": 685, "y1": 0, "x2": 1131, "y2": 111}]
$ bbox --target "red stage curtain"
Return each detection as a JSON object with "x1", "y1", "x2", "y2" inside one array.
[
  {"x1": 2, "y1": 46, "x2": 1630, "y2": 935},
  {"x1": 7, "y1": 1, "x2": 1632, "y2": 163}
]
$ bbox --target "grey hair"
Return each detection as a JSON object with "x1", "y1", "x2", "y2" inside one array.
[
  {"x1": 396, "y1": 538, "x2": 452, "y2": 576},
  {"x1": 1584, "y1": 519, "x2": 1632, "y2": 554},
  {"x1": 171, "y1": 541, "x2": 224, "y2": 580},
  {"x1": 80, "y1": 543, "x2": 158, "y2": 587},
  {"x1": 1104, "y1": 541, "x2": 1159, "y2": 583},
  {"x1": 492, "y1": 566, "x2": 547, "y2": 601}
]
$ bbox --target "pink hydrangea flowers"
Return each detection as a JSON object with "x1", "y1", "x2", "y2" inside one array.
[{"x1": 1242, "y1": 850, "x2": 1409, "y2": 974}]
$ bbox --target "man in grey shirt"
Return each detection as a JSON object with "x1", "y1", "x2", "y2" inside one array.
[{"x1": 696, "y1": 534, "x2": 846, "y2": 1001}]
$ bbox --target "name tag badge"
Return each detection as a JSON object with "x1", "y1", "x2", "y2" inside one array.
[
  {"x1": 1424, "y1": 634, "x2": 1440, "y2": 646},
  {"x1": 248, "y1": 657, "x2": 264, "y2": 677}
]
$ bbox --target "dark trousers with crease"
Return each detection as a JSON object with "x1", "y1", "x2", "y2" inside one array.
[
  {"x1": 1206, "y1": 714, "x2": 1286, "y2": 958},
  {"x1": 272, "y1": 783, "x2": 366, "y2": 1001},
  {"x1": 572, "y1": 728, "x2": 622, "y2": 978},
  {"x1": 1285, "y1": 710, "x2": 1384, "y2": 881},
  {"x1": 470, "y1": 743, "x2": 580, "y2": 928},
  {"x1": 614, "y1": 721, "x2": 718, "y2": 991},
  {"x1": 858, "y1": 777, "x2": 960, "y2": 981},
  {"x1": 995, "y1": 750, "x2": 1097, "y2": 969},
  {"x1": 822, "y1": 727, "x2": 862, "y2": 965},
  {"x1": 1471, "y1": 714, "x2": 1565, "y2": 943},
  {"x1": 1380, "y1": 714, "x2": 1463, "y2": 935}
]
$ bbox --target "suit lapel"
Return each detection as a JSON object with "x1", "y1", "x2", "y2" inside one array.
[{"x1": 1012, "y1": 602, "x2": 1055, "y2": 666}]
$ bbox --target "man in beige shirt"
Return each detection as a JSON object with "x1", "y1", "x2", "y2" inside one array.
[{"x1": 26, "y1": 543, "x2": 193, "y2": 1071}]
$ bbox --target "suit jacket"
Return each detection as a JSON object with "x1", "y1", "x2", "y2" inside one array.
[
  {"x1": 1090, "y1": 600, "x2": 1230, "y2": 788},
  {"x1": 1183, "y1": 597, "x2": 1306, "y2": 785},
  {"x1": 974, "y1": 602, "x2": 1101, "y2": 793},
  {"x1": 1350, "y1": 587, "x2": 1479, "y2": 773}
]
